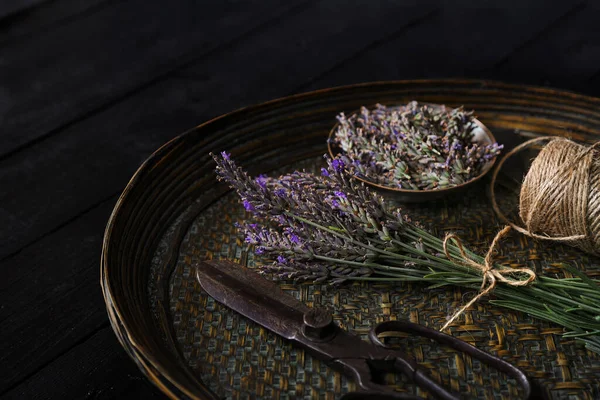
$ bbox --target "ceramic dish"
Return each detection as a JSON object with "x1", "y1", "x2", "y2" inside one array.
[{"x1": 327, "y1": 103, "x2": 497, "y2": 203}]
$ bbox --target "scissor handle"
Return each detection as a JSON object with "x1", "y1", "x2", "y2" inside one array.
[
  {"x1": 331, "y1": 344, "x2": 457, "y2": 400},
  {"x1": 369, "y1": 320, "x2": 542, "y2": 400},
  {"x1": 334, "y1": 357, "x2": 425, "y2": 400}
]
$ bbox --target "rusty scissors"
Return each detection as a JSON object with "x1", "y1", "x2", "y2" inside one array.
[{"x1": 196, "y1": 260, "x2": 546, "y2": 399}]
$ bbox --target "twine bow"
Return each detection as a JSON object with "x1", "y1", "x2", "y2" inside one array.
[{"x1": 440, "y1": 225, "x2": 537, "y2": 331}]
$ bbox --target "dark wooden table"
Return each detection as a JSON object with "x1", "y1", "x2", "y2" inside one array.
[{"x1": 1, "y1": 1, "x2": 600, "y2": 398}]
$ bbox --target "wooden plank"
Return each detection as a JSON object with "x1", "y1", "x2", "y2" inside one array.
[
  {"x1": 0, "y1": 199, "x2": 116, "y2": 393},
  {"x1": 0, "y1": 2, "x2": 435, "y2": 392},
  {"x1": 0, "y1": 1, "x2": 434, "y2": 259},
  {"x1": 297, "y1": 1, "x2": 580, "y2": 92},
  {"x1": 487, "y1": 1, "x2": 587, "y2": 71},
  {"x1": 489, "y1": 3, "x2": 600, "y2": 95},
  {"x1": 0, "y1": 0, "x2": 111, "y2": 45},
  {"x1": 0, "y1": 0, "x2": 48, "y2": 21},
  {"x1": 1, "y1": 326, "x2": 166, "y2": 400},
  {"x1": 0, "y1": 0, "x2": 310, "y2": 158}
]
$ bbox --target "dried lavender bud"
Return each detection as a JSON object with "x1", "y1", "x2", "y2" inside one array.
[
  {"x1": 212, "y1": 152, "x2": 413, "y2": 283},
  {"x1": 333, "y1": 102, "x2": 503, "y2": 190}
]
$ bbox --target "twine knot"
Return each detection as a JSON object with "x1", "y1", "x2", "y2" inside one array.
[{"x1": 440, "y1": 225, "x2": 536, "y2": 331}]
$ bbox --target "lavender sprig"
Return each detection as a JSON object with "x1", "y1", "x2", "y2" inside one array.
[
  {"x1": 333, "y1": 102, "x2": 503, "y2": 190},
  {"x1": 212, "y1": 151, "x2": 600, "y2": 354}
]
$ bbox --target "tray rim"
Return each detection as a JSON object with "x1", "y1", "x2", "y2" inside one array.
[{"x1": 100, "y1": 78, "x2": 600, "y2": 400}]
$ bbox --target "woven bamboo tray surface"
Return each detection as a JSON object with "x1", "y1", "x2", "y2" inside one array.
[{"x1": 101, "y1": 80, "x2": 600, "y2": 400}]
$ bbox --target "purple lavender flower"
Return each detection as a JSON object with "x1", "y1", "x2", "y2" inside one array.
[
  {"x1": 212, "y1": 151, "x2": 408, "y2": 283},
  {"x1": 255, "y1": 174, "x2": 267, "y2": 189},
  {"x1": 321, "y1": 168, "x2": 330, "y2": 177},
  {"x1": 243, "y1": 200, "x2": 254, "y2": 212},
  {"x1": 331, "y1": 158, "x2": 345, "y2": 172},
  {"x1": 274, "y1": 188, "x2": 286, "y2": 198},
  {"x1": 277, "y1": 255, "x2": 287, "y2": 264},
  {"x1": 221, "y1": 151, "x2": 231, "y2": 160}
]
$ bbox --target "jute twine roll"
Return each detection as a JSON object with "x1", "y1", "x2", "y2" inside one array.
[{"x1": 491, "y1": 136, "x2": 600, "y2": 255}]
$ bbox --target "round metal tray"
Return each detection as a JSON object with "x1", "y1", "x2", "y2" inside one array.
[{"x1": 101, "y1": 80, "x2": 600, "y2": 399}]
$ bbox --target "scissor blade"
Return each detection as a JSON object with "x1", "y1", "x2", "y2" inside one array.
[{"x1": 195, "y1": 259, "x2": 309, "y2": 339}]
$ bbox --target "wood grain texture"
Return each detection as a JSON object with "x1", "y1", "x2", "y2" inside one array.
[
  {"x1": 0, "y1": 198, "x2": 116, "y2": 394},
  {"x1": 299, "y1": 1, "x2": 584, "y2": 92},
  {"x1": 0, "y1": 0, "x2": 49, "y2": 21},
  {"x1": 0, "y1": 0, "x2": 310, "y2": 158},
  {"x1": 0, "y1": 0, "x2": 110, "y2": 45},
  {"x1": 491, "y1": 2, "x2": 600, "y2": 92},
  {"x1": 2, "y1": 327, "x2": 165, "y2": 400}
]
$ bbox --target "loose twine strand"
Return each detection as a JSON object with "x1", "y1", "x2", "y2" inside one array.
[
  {"x1": 441, "y1": 226, "x2": 536, "y2": 331},
  {"x1": 441, "y1": 136, "x2": 600, "y2": 330}
]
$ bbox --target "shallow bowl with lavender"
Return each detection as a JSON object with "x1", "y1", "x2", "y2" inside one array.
[{"x1": 327, "y1": 101, "x2": 500, "y2": 203}]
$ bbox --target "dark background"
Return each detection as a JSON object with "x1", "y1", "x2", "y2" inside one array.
[{"x1": 1, "y1": 0, "x2": 600, "y2": 399}]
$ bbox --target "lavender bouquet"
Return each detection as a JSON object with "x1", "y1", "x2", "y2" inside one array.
[
  {"x1": 333, "y1": 102, "x2": 503, "y2": 190},
  {"x1": 213, "y1": 152, "x2": 600, "y2": 354}
]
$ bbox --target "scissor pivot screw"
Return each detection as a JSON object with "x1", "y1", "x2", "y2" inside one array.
[{"x1": 303, "y1": 309, "x2": 336, "y2": 341}]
